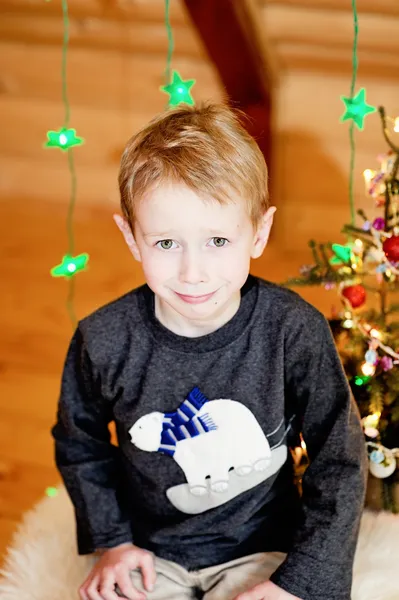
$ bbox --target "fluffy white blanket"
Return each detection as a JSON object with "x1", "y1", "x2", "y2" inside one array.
[{"x1": 0, "y1": 486, "x2": 398, "y2": 600}]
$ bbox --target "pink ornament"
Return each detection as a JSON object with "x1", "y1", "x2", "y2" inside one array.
[
  {"x1": 380, "y1": 356, "x2": 393, "y2": 372},
  {"x1": 372, "y1": 217, "x2": 385, "y2": 231}
]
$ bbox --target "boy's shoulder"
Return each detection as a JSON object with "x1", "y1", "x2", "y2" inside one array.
[
  {"x1": 255, "y1": 276, "x2": 325, "y2": 322},
  {"x1": 254, "y1": 277, "x2": 331, "y2": 350}
]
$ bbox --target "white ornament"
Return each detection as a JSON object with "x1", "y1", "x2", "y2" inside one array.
[{"x1": 369, "y1": 448, "x2": 397, "y2": 479}]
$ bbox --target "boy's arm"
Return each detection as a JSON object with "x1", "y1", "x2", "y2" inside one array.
[
  {"x1": 270, "y1": 307, "x2": 367, "y2": 600},
  {"x1": 52, "y1": 327, "x2": 133, "y2": 555}
]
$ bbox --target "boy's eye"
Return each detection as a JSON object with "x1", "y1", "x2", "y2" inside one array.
[
  {"x1": 157, "y1": 239, "x2": 176, "y2": 250},
  {"x1": 210, "y1": 237, "x2": 228, "y2": 248}
]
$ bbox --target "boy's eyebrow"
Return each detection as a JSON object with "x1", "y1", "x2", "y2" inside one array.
[
  {"x1": 143, "y1": 231, "x2": 175, "y2": 238},
  {"x1": 143, "y1": 228, "x2": 231, "y2": 238}
]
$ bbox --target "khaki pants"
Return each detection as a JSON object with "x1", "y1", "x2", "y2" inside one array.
[{"x1": 117, "y1": 552, "x2": 286, "y2": 600}]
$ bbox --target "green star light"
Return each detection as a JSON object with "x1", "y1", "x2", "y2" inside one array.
[
  {"x1": 51, "y1": 253, "x2": 89, "y2": 278},
  {"x1": 161, "y1": 71, "x2": 195, "y2": 107},
  {"x1": 45, "y1": 127, "x2": 84, "y2": 151},
  {"x1": 340, "y1": 88, "x2": 376, "y2": 130},
  {"x1": 330, "y1": 243, "x2": 352, "y2": 265}
]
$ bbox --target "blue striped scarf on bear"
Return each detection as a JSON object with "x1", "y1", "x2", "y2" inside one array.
[{"x1": 158, "y1": 387, "x2": 217, "y2": 456}]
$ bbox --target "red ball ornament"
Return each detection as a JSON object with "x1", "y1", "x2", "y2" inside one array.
[
  {"x1": 342, "y1": 284, "x2": 366, "y2": 308},
  {"x1": 383, "y1": 235, "x2": 399, "y2": 262}
]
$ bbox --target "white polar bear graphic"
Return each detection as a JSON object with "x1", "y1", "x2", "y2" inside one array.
[{"x1": 129, "y1": 389, "x2": 272, "y2": 497}]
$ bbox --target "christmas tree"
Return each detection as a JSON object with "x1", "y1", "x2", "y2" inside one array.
[{"x1": 284, "y1": 106, "x2": 399, "y2": 509}]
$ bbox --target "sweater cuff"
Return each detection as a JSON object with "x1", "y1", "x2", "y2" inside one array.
[
  {"x1": 269, "y1": 550, "x2": 352, "y2": 600},
  {"x1": 78, "y1": 526, "x2": 133, "y2": 555}
]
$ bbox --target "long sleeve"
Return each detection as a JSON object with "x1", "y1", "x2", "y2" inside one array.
[
  {"x1": 51, "y1": 327, "x2": 133, "y2": 554},
  {"x1": 270, "y1": 308, "x2": 367, "y2": 600}
]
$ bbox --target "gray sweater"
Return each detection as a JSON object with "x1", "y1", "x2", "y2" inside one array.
[{"x1": 52, "y1": 275, "x2": 367, "y2": 599}]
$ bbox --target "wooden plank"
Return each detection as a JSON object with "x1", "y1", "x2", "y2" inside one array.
[
  {"x1": 182, "y1": 0, "x2": 273, "y2": 167},
  {"x1": 0, "y1": 155, "x2": 119, "y2": 205},
  {"x1": 262, "y1": 5, "x2": 399, "y2": 54},
  {"x1": 0, "y1": 0, "x2": 188, "y2": 24},
  {"x1": 277, "y1": 43, "x2": 399, "y2": 80},
  {"x1": 0, "y1": 12, "x2": 204, "y2": 57},
  {"x1": 259, "y1": 0, "x2": 399, "y2": 15}
]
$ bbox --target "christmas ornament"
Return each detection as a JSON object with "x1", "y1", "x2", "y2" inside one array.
[
  {"x1": 342, "y1": 284, "x2": 366, "y2": 308},
  {"x1": 372, "y1": 217, "x2": 385, "y2": 231},
  {"x1": 380, "y1": 356, "x2": 394, "y2": 371},
  {"x1": 383, "y1": 235, "x2": 399, "y2": 262},
  {"x1": 365, "y1": 349, "x2": 378, "y2": 364},
  {"x1": 368, "y1": 447, "x2": 396, "y2": 479}
]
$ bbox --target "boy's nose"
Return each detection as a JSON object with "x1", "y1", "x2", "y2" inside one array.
[{"x1": 179, "y1": 251, "x2": 208, "y2": 284}]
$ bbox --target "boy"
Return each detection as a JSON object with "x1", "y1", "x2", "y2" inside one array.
[{"x1": 52, "y1": 103, "x2": 366, "y2": 600}]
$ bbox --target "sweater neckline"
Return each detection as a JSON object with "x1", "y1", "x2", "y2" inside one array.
[{"x1": 137, "y1": 275, "x2": 259, "y2": 353}]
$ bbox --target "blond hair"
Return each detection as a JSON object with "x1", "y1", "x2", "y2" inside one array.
[{"x1": 118, "y1": 103, "x2": 269, "y2": 229}]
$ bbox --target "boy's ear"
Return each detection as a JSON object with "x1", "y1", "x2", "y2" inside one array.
[
  {"x1": 251, "y1": 207, "x2": 276, "y2": 259},
  {"x1": 113, "y1": 214, "x2": 142, "y2": 262}
]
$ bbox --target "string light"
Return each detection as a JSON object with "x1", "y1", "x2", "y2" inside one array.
[
  {"x1": 340, "y1": 88, "x2": 376, "y2": 130},
  {"x1": 394, "y1": 117, "x2": 399, "y2": 133},
  {"x1": 161, "y1": 0, "x2": 196, "y2": 107},
  {"x1": 161, "y1": 71, "x2": 196, "y2": 107},
  {"x1": 339, "y1": 0, "x2": 376, "y2": 226},
  {"x1": 51, "y1": 253, "x2": 89, "y2": 278},
  {"x1": 45, "y1": 127, "x2": 84, "y2": 151},
  {"x1": 45, "y1": 0, "x2": 89, "y2": 327}
]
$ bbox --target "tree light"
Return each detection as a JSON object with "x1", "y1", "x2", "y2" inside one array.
[
  {"x1": 361, "y1": 362, "x2": 376, "y2": 376},
  {"x1": 363, "y1": 169, "x2": 375, "y2": 181},
  {"x1": 363, "y1": 412, "x2": 381, "y2": 428}
]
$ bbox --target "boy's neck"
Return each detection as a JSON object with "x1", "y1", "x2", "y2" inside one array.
[{"x1": 154, "y1": 292, "x2": 241, "y2": 339}]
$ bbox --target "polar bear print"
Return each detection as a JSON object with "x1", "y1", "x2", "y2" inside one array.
[{"x1": 129, "y1": 387, "x2": 273, "y2": 497}]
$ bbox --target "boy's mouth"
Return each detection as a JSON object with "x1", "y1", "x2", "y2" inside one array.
[{"x1": 175, "y1": 291, "x2": 217, "y2": 304}]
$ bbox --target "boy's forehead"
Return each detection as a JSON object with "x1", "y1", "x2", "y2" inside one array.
[{"x1": 137, "y1": 182, "x2": 248, "y2": 228}]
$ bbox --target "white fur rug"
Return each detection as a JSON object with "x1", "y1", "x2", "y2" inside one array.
[{"x1": 0, "y1": 486, "x2": 399, "y2": 600}]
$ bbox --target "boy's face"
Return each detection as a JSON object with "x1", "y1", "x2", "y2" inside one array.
[{"x1": 115, "y1": 182, "x2": 275, "y2": 335}]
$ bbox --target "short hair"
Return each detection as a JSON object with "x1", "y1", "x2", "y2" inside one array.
[{"x1": 118, "y1": 103, "x2": 269, "y2": 229}]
